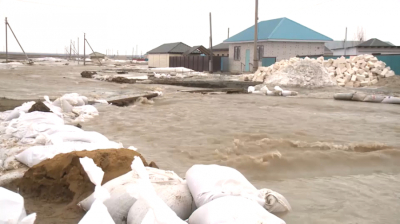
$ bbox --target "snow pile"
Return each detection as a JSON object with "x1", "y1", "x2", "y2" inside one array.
[
  {"x1": 247, "y1": 55, "x2": 395, "y2": 88},
  {"x1": 32, "y1": 57, "x2": 63, "y2": 62},
  {"x1": 0, "y1": 62, "x2": 24, "y2": 70}
]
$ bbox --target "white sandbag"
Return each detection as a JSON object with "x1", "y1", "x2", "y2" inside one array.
[
  {"x1": 186, "y1": 164, "x2": 291, "y2": 214},
  {"x1": 79, "y1": 168, "x2": 184, "y2": 224},
  {"x1": 334, "y1": 92, "x2": 354, "y2": 100},
  {"x1": 381, "y1": 96, "x2": 400, "y2": 104},
  {"x1": 47, "y1": 131, "x2": 109, "y2": 145},
  {"x1": 352, "y1": 92, "x2": 367, "y2": 102},
  {"x1": 78, "y1": 157, "x2": 115, "y2": 224},
  {"x1": 363, "y1": 95, "x2": 385, "y2": 103},
  {"x1": 80, "y1": 96, "x2": 89, "y2": 105},
  {"x1": 5, "y1": 112, "x2": 64, "y2": 139},
  {"x1": 188, "y1": 196, "x2": 286, "y2": 224},
  {"x1": 72, "y1": 105, "x2": 99, "y2": 116},
  {"x1": 60, "y1": 98, "x2": 73, "y2": 113},
  {"x1": 127, "y1": 156, "x2": 187, "y2": 224},
  {"x1": 127, "y1": 181, "x2": 194, "y2": 224},
  {"x1": 0, "y1": 187, "x2": 36, "y2": 224},
  {"x1": 79, "y1": 168, "x2": 183, "y2": 211},
  {"x1": 15, "y1": 141, "x2": 123, "y2": 167},
  {"x1": 4, "y1": 101, "x2": 35, "y2": 121},
  {"x1": 247, "y1": 86, "x2": 255, "y2": 93}
]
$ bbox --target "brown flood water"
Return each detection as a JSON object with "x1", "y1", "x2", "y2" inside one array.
[{"x1": 81, "y1": 91, "x2": 400, "y2": 224}]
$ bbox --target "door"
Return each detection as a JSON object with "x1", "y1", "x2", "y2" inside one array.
[{"x1": 245, "y1": 49, "x2": 250, "y2": 72}]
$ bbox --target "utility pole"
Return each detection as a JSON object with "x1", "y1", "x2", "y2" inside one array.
[
  {"x1": 69, "y1": 40, "x2": 72, "y2": 60},
  {"x1": 84, "y1": 33, "x2": 86, "y2": 65},
  {"x1": 253, "y1": 0, "x2": 259, "y2": 72},
  {"x1": 77, "y1": 37, "x2": 79, "y2": 64},
  {"x1": 132, "y1": 48, "x2": 134, "y2": 59},
  {"x1": 5, "y1": 17, "x2": 8, "y2": 62},
  {"x1": 209, "y1": 12, "x2": 213, "y2": 73},
  {"x1": 6, "y1": 18, "x2": 30, "y2": 62},
  {"x1": 343, "y1": 27, "x2": 347, "y2": 56},
  {"x1": 228, "y1": 28, "x2": 230, "y2": 39}
]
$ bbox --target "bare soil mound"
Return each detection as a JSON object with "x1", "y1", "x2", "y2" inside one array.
[
  {"x1": 375, "y1": 75, "x2": 400, "y2": 88},
  {"x1": 18, "y1": 148, "x2": 148, "y2": 203},
  {"x1": 7, "y1": 149, "x2": 148, "y2": 224}
]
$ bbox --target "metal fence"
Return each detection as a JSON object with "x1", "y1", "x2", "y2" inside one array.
[{"x1": 169, "y1": 56, "x2": 222, "y2": 72}]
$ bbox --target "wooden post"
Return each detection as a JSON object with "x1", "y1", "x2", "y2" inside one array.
[
  {"x1": 84, "y1": 33, "x2": 86, "y2": 65},
  {"x1": 6, "y1": 20, "x2": 30, "y2": 62},
  {"x1": 209, "y1": 12, "x2": 213, "y2": 73},
  {"x1": 85, "y1": 38, "x2": 102, "y2": 65},
  {"x1": 253, "y1": 0, "x2": 259, "y2": 72},
  {"x1": 5, "y1": 17, "x2": 8, "y2": 62},
  {"x1": 228, "y1": 27, "x2": 230, "y2": 39}
]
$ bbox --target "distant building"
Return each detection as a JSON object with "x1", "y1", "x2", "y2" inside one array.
[
  {"x1": 210, "y1": 43, "x2": 229, "y2": 57},
  {"x1": 147, "y1": 42, "x2": 191, "y2": 68},
  {"x1": 326, "y1": 38, "x2": 400, "y2": 56},
  {"x1": 89, "y1": 52, "x2": 106, "y2": 59},
  {"x1": 223, "y1": 17, "x2": 333, "y2": 72},
  {"x1": 147, "y1": 42, "x2": 211, "y2": 68}
]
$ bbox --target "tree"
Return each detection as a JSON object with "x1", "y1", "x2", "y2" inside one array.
[{"x1": 354, "y1": 27, "x2": 366, "y2": 42}]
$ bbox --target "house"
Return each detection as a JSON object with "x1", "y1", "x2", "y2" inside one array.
[
  {"x1": 89, "y1": 52, "x2": 106, "y2": 59},
  {"x1": 210, "y1": 43, "x2": 229, "y2": 57},
  {"x1": 147, "y1": 42, "x2": 192, "y2": 68},
  {"x1": 326, "y1": 38, "x2": 400, "y2": 56},
  {"x1": 223, "y1": 17, "x2": 333, "y2": 72},
  {"x1": 147, "y1": 42, "x2": 212, "y2": 68}
]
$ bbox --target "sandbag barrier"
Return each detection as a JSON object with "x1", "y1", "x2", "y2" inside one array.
[
  {"x1": 248, "y1": 85, "x2": 298, "y2": 97},
  {"x1": 334, "y1": 92, "x2": 400, "y2": 104}
]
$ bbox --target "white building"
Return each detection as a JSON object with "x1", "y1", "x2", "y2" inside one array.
[
  {"x1": 326, "y1": 38, "x2": 400, "y2": 56},
  {"x1": 224, "y1": 17, "x2": 333, "y2": 72}
]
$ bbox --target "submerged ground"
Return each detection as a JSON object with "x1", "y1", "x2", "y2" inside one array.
[{"x1": 1, "y1": 61, "x2": 400, "y2": 224}]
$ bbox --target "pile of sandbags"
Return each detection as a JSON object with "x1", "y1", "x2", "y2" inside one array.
[
  {"x1": 248, "y1": 85, "x2": 298, "y2": 97},
  {"x1": 246, "y1": 54, "x2": 396, "y2": 88},
  {"x1": 0, "y1": 93, "x2": 124, "y2": 171},
  {"x1": 78, "y1": 156, "x2": 291, "y2": 224},
  {"x1": 0, "y1": 187, "x2": 36, "y2": 224}
]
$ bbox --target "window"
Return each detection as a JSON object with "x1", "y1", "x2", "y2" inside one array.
[
  {"x1": 257, "y1": 45, "x2": 264, "y2": 60},
  {"x1": 234, "y1": 46, "x2": 241, "y2": 61}
]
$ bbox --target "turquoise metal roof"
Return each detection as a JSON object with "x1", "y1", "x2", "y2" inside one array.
[{"x1": 224, "y1": 17, "x2": 332, "y2": 42}]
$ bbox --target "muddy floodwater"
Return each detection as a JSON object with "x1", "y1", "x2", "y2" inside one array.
[
  {"x1": 1, "y1": 63, "x2": 400, "y2": 223},
  {"x1": 83, "y1": 92, "x2": 400, "y2": 224}
]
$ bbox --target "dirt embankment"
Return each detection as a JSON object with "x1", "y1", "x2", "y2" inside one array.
[{"x1": 6, "y1": 149, "x2": 149, "y2": 224}]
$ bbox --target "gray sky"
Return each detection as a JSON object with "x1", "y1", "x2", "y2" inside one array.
[{"x1": 1, "y1": 0, "x2": 399, "y2": 55}]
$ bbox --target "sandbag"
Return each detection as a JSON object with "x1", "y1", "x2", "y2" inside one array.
[
  {"x1": 188, "y1": 196, "x2": 285, "y2": 224},
  {"x1": 78, "y1": 167, "x2": 183, "y2": 214},
  {"x1": 381, "y1": 96, "x2": 400, "y2": 104},
  {"x1": 0, "y1": 187, "x2": 36, "y2": 224},
  {"x1": 72, "y1": 105, "x2": 99, "y2": 116},
  {"x1": 127, "y1": 156, "x2": 187, "y2": 224},
  {"x1": 186, "y1": 164, "x2": 291, "y2": 214},
  {"x1": 78, "y1": 157, "x2": 115, "y2": 224},
  {"x1": 351, "y1": 92, "x2": 367, "y2": 101},
  {"x1": 363, "y1": 95, "x2": 385, "y2": 103},
  {"x1": 48, "y1": 131, "x2": 109, "y2": 145},
  {"x1": 15, "y1": 141, "x2": 123, "y2": 167},
  {"x1": 127, "y1": 182, "x2": 194, "y2": 224},
  {"x1": 4, "y1": 101, "x2": 35, "y2": 121},
  {"x1": 333, "y1": 93, "x2": 354, "y2": 100}
]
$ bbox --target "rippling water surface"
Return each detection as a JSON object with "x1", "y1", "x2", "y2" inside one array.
[{"x1": 84, "y1": 91, "x2": 400, "y2": 224}]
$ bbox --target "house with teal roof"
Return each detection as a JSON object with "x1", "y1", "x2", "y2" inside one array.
[{"x1": 223, "y1": 17, "x2": 333, "y2": 72}]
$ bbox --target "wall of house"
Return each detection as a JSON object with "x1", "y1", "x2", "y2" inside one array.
[
  {"x1": 148, "y1": 54, "x2": 182, "y2": 67},
  {"x1": 213, "y1": 50, "x2": 229, "y2": 57},
  {"x1": 228, "y1": 41, "x2": 325, "y2": 72},
  {"x1": 331, "y1": 47, "x2": 357, "y2": 56},
  {"x1": 357, "y1": 48, "x2": 400, "y2": 55}
]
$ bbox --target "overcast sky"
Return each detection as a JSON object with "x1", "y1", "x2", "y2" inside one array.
[{"x1": 0, "y1": 0, "x2": 399, "y2": 55}]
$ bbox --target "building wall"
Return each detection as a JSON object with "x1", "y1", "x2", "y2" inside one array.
[
  {"x1": 357, "y1": 48, "x2": 400, "y2": 55},
  {"x1": 213, "y1": 50, "x2": 229, "y2": 57},
  {"x1": 331, "y1": 47, "x2": 357, "y2": 56},
  {"x1": 148, "y1": 54, "x2": 182, "y2": 67},
  {"x1": 228, "y1": 41, "x2": 325, "y2": 72}
]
